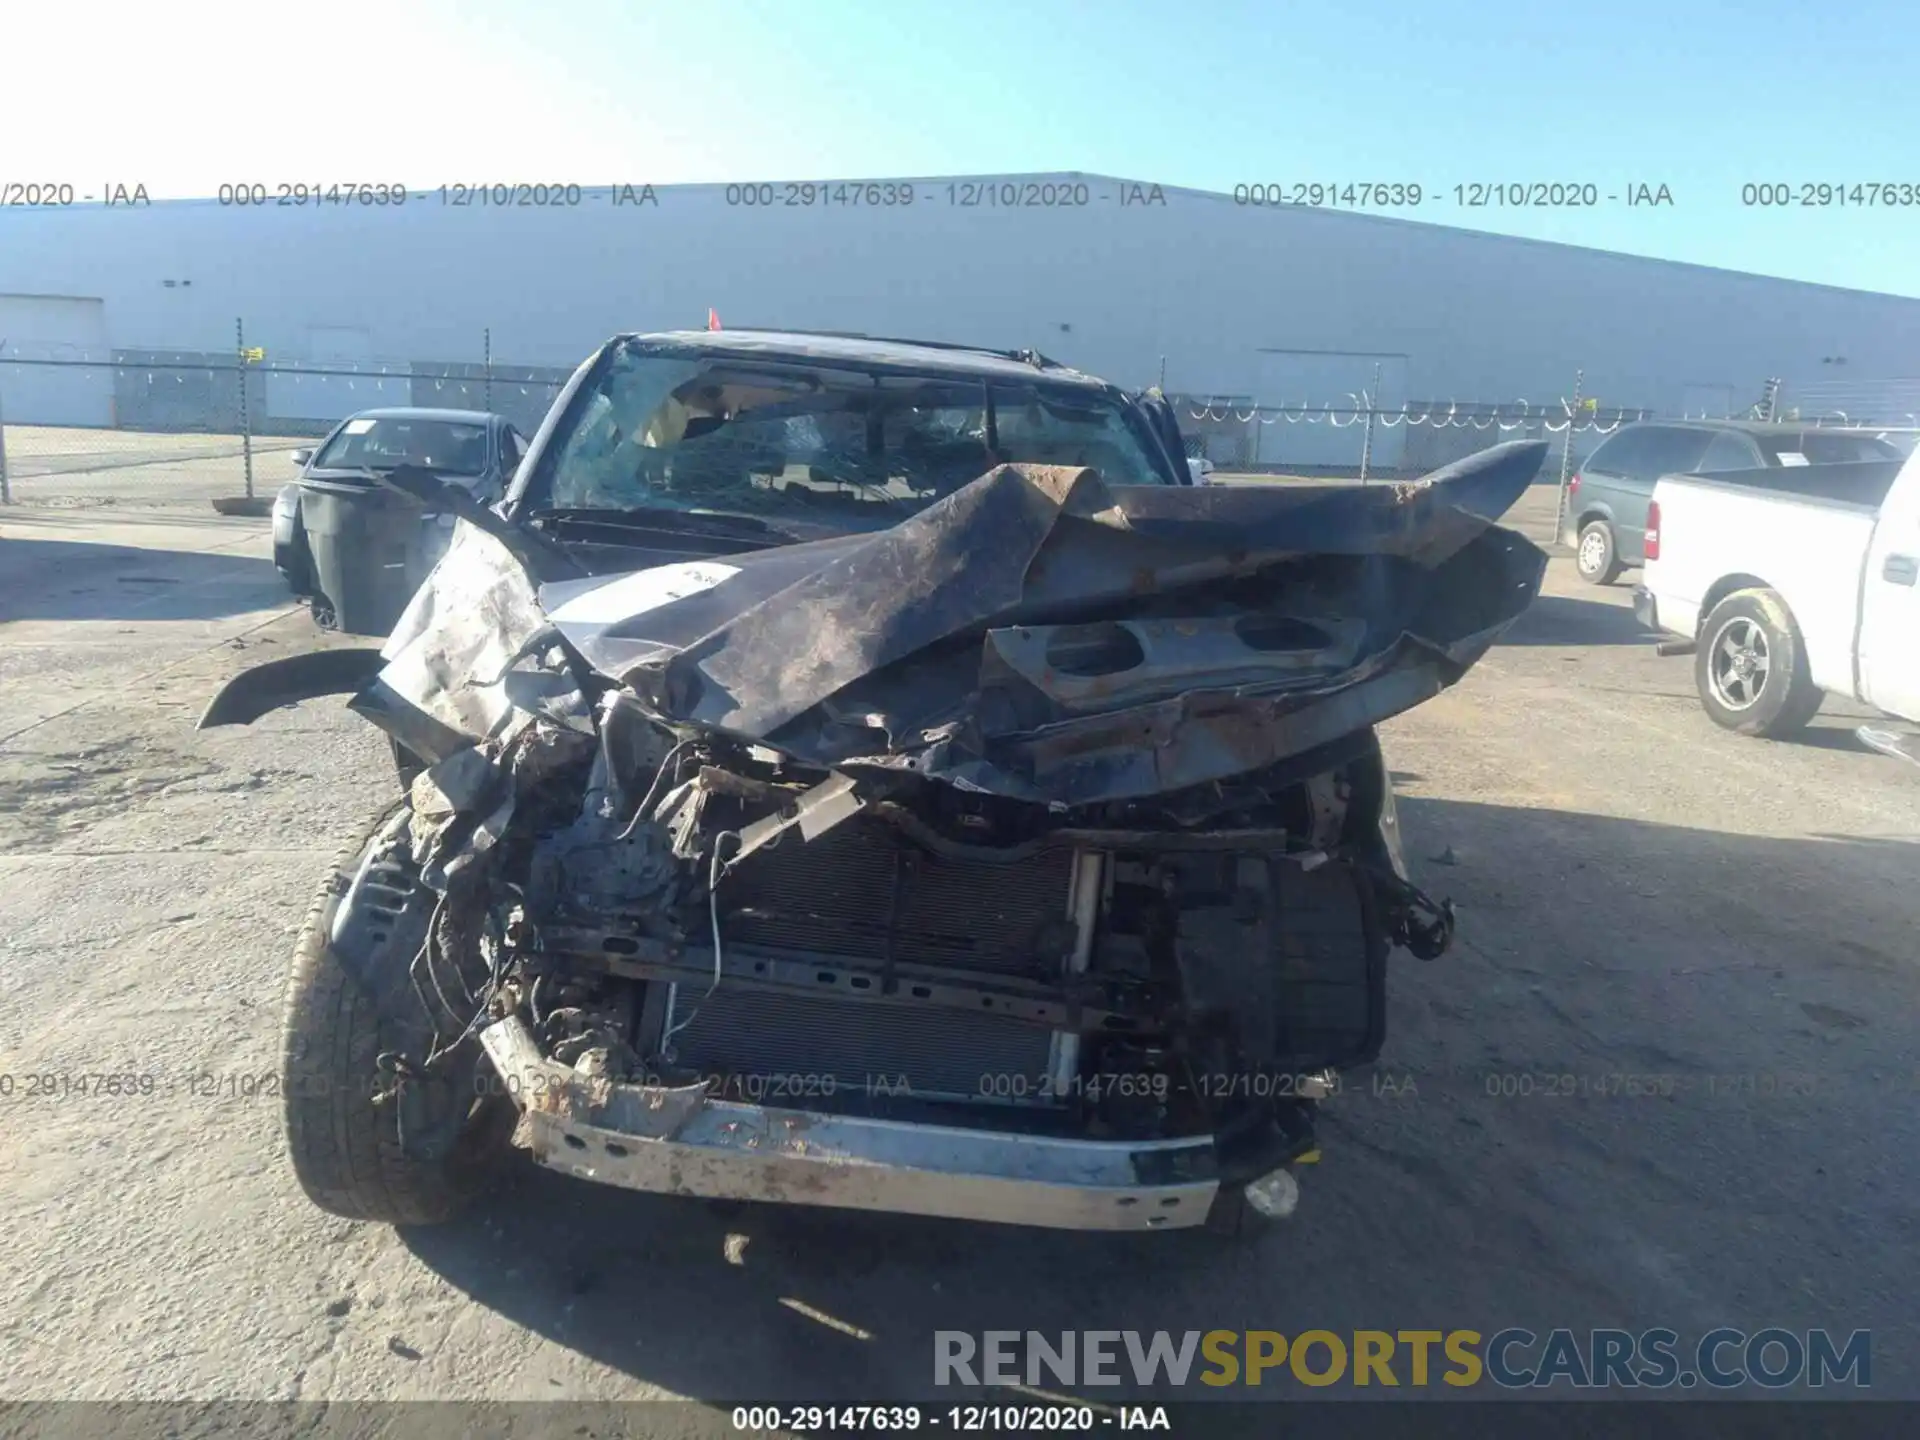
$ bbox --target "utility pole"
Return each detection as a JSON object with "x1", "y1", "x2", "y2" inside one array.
[
  {"x1": 1359, "y1": 361, "x2": 1381, "y2": 483},
  {"x1": 1554, "y1": 367, "x2": 1584, "y2": 538},
  {"x1": 237, "y1": 317, "x2": 254, "y2": 498},
  {"x1": 0, "y1": 337, "x2": 11, "y2": 504}
]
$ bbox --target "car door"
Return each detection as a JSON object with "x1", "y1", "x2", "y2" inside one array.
[
  {"x1": 1574, "y1": 428, "x2": 1655, "y2": 555},
  {"x1": 1614, "y1": 426, "x2": 1712, "y2": 559},
  {"x1": 1571, "y1": 428, "x2": 1646, "y2": 537},
  {"x1": 1858, "y1": 453, "x2": 1920, "y2": 720}
]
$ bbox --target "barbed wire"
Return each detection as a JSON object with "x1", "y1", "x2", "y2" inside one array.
[{"x1": 1179, "y1": 393, "x2": 1648, "y2": 435}]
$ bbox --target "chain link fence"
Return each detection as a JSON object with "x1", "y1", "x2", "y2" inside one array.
[
  {"x1": 1173, "y1": 394, "x2": 1658, "y2": 480},
  {"x1": 1172, "y1": 370, "x2": 1920, "y2": 482},
  {"x1": 0, "y1": 325, "x2": 571, "y2": 507},
  {"x1": 3, "y1": 330, "x2": 1914, "y2": 512}
]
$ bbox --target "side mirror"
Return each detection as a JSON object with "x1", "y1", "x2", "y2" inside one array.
[
  {"x1": 373, "y1": 463, "x2": 586, "y2": 584},
  {"x1": 289, "y1": 448, "x2": 313, "y2": 466}
]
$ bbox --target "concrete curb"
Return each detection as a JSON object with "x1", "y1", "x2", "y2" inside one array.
[{"x1": 210, "y1": 496, "x2": 273, "y2": 517}]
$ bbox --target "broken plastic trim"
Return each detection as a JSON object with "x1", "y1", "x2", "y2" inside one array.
[{"x1": 1371, "y1": 867, "x2": 1456, "y2": 961}]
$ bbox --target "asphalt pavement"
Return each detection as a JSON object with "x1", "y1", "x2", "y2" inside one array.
[{"x1": 0, "y1": 480, "x2": 1916, "y2": 1408}]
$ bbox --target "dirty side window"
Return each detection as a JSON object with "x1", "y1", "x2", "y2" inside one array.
[
  {"x1": 1634, "y1": 427, "x2": 1713, "y2": 480},
  {"x1": 535, "y1": 347, "x2": 1171, "y2": 524},
  {"x1": 1758, "y1": 432, "x2": 1904, "y2": 465},
  {"x1": 313, "y1": 417, "x2": 491, "y2": 476},
  {"x1": 1697, "y1": 432, "x2": 1760, "y2": 472}
]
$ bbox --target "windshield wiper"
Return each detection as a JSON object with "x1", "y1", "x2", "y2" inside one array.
[{"x1": 528, "y1": 506, "x2": 806, "y2": 543}]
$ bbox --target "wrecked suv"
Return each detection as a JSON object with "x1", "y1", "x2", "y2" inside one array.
[{"x1": 201, "y1": 330, "x2": 1547, "y2": 1234}]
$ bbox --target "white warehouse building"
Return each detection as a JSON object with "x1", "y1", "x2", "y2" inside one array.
[{"x1": 2, "y1": 172, "x2": 1916, "y2": 472}]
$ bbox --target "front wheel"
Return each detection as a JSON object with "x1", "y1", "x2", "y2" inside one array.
[
  {"x1": 274, "y1": 523, "x2": 314, "y2": 598},
  {"x1": 1575, "y1": 520, "x2": 1624, "y2": 585},
  {"x1": 1693, "y1": 588, "x2": 1824, "y2": 738},
  {"x1": 281, "y1": 802, "x2": 513, "y2": 1224}
]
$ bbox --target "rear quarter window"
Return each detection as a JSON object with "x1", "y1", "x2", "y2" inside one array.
[
  {"x1": 1697, "y1": 433, "x2": 1760, "y2": 472},
  {"x1": 1637, "y1": 427, "x2": 1713, "y2": 479},
  {"x1": 1582, "y1": 429, "x2": 1647, "y2": 476},
  {"x1": 1760, "y1": 432, "x2": 1905, "y2": 465}
]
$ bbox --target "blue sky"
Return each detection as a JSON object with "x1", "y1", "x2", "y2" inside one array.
[{"x1": 6, "y1": 0, "x2": 1914, "y2": 293}]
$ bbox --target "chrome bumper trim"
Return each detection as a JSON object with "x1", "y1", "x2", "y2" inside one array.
[{"x1": 479, "y1": 1016, "x2": 1220, "y2": 1230}]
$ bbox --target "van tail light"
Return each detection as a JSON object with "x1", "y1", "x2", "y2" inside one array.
[
  {"x1": 1644, "y1": 499, "x2": 1661, "y2": 561},
  {"x1": 1568, "y1": 473, "x2": 1581, "y2": 496}
]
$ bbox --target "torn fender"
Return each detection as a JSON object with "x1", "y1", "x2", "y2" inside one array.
[{"x1": 196, "y1": 647, "x2": 388, "y2": 729}]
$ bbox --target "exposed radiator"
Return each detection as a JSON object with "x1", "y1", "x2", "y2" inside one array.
[
  {"x1": 719, "y1": 818, "x2": 1076, "y2": 975},
  {"x1": 663, "y1": 988, "x2": 1056, "y2": 1103},
  {"x1": 660, "y1": 819, "x2": 1076, "y2": 1104}
]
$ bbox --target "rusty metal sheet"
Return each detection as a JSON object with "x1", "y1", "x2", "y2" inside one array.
[
  {"x1": 353, "y1": 439, "x2": 1547, "y2": 807},
  {"x1": 548, "y1": 442, "x2": 1547, "y2": 803}
]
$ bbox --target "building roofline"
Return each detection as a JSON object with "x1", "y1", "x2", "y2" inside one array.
[
  {"x1": 11, "y1": 172, "x2": 1917, "y2": 303},
  {"x1": 1040, "y1": 173, "x2": 1920, "y2": 305}
]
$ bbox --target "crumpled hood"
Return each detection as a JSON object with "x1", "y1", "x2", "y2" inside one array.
[{"x1": 355, "y1": 442, "x2": 1549, "y2": 806}]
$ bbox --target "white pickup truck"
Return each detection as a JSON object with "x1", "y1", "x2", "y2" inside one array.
[{"x1": 1634, "y1": 444, "x2": 1920, "y2": 740}]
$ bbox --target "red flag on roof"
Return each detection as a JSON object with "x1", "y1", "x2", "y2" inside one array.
[{"x1": 707, "y1": 308, "x2": 721, "y2": 331}]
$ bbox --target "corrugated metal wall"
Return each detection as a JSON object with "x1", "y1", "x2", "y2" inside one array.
[{"x1": 3, "y1": 175, "x2": 1916, "y2": 443}]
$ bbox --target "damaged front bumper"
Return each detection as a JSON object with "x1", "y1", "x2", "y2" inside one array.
[
  {"x1": 480, "y1": 1014, "x2": 1237, "y2": 1230},
  {"x1": 210, "y1": 440, "x2": 1546, "y2": 1235}
]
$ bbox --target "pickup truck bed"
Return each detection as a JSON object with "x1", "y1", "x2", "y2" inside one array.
[{"x1": 1636, "y1": 453, "x2": 1920, "y2": 737}]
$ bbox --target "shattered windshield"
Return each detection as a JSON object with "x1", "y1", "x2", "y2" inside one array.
[{"x1": 532, "y1": 345, "x2": 1173, "y2": 525}]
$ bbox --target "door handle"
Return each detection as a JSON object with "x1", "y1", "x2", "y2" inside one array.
[{"x1": 1885, "y1": 554, "x2": 1919, "y2": 586}]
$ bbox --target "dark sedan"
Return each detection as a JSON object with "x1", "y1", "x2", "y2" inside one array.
[
  {"x1": 272, "y1": 408, "x2": 531, "y2": 631},
  {"x1": 1558, "y1": 419, "x2": 1904, "y2": 584}
]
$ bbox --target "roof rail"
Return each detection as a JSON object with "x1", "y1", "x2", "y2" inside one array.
[
  {"x1": 693, "y1": 327, "x2": 1063, "y2": 370},
  {"x1": 860, "y1": 335, "x2": 1066, "y2": 370}
]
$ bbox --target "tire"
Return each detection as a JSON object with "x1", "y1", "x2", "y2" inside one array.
[
  {"x1": 1575, "y1": 520, "x2": 1624, "y2": 585},
  {"x1": 275, "y1": 523, "x2": 315, "y2": 599},
  {"x1": 1693, "y1": 588, "x2": 1825, "y2": 738},
  {"x1": 282, "y1": 801, "x2": 514, "y2": 1225}
]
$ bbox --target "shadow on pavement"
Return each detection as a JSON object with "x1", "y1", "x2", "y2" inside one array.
[
  {"x1": 1780, "y1": 725, "x2": 1886, "y2": 757},
  {"x1": 1498, "y1": 592, "x2": 1654, "y2": 647},
  {"x1": 399, "y1": 795, "x2": 1920, "y2": 1404},
  {"x1": 0, "y1": 535, "x2": 290, "y2": 622}
]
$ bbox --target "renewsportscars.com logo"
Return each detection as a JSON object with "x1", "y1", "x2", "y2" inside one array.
[{"x1": 933, "y1": 1328, "x2": 1871, "y2": 1390}]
